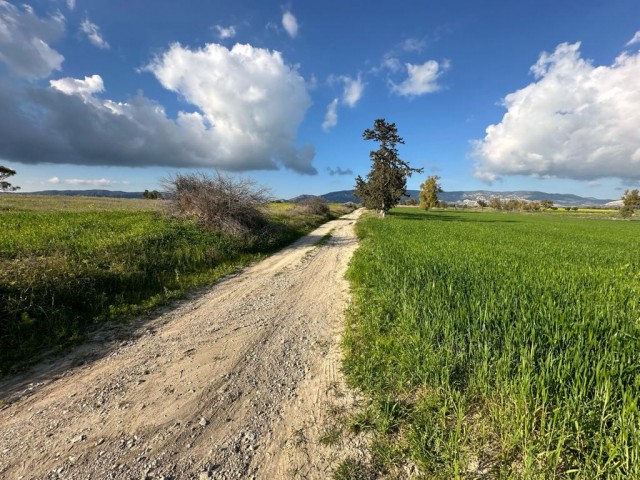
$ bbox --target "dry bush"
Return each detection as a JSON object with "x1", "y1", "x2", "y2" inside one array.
[
  {"x1": 293, "y1": 196, "x2": 330, "y2": 216},
  {"x1": 163, "y1": 171, "x2": 271, "y2": 237}
]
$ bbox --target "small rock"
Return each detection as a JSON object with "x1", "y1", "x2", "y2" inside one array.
[
  {"x1": 199, "y1": 472, "x2": 211, "y2": 480},
  {"x1": 70, "y1": 434, "x2": 86, "y2": 444},
  {"x1": 199, "y1": 417, "x2": 208, "y2": 427}
]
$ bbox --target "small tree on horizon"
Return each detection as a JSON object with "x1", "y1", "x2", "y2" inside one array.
[
  {"x1": 419, "y1": 175, "x2": 443, "y2": 210},
  {"x1": 143, "y1": 189, "x2": 163, "y2": 200},
  {"x1": 489, "y1": 197, "x2": 502, "y2": 210},
  {"x1": 0, "y1": 166, "x2": 20, "y2": 192},
  {"x1": 354, "y1": 119, "x2": 423, "y2": 216},
  {"x1": 620, "y1": 189, "x2": 640, "y2": 218}
]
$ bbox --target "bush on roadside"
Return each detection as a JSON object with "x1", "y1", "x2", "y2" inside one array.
[
  {"x1": 294, "y1": 196, "x2": 331, "y2": 216},
  {"x1": 163, "y1": 171, "x2": 271, "y2": 238}
]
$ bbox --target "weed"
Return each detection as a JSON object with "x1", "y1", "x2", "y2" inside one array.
[
  {"x1": 333, "y1": 458, "x2": 370, "y2": 480},
  {"x1": 319, "y1": 426, "x2": 342, "y2": 446}
]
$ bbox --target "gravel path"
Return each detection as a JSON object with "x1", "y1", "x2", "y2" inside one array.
[{"x1": 0, "y1": 209, "x2": 365, "y2": 479}]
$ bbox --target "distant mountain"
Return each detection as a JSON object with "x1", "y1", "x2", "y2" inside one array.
[
  {"x1": 22, "y1": 188, "x2": 616, "y2": 207},
  {"x1": 23, "y1": 189, "x2": 144, "y2": 199},
  {"x1": 313, "y1": 190, "x2": 615, "y2": 207}
]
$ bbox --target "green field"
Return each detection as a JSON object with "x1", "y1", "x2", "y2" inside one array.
[
  {"x1": 0, "y1": 195, "x2": 347, "y2": 376},
  {"x1": 344, "y1": 208, "x2": 640, "y2": 479}
]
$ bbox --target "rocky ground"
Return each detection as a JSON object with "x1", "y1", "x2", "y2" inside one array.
[{"x1": 0, "y1": 209, "x2": 367, "y2": 479}]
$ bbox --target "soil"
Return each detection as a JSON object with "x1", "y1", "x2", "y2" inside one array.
[{"x1": 0, "y1": 209, "x2": 367, "y2": 480}]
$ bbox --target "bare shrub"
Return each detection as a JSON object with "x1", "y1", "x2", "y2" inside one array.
[
  {"x1": 294, "y1": 196, "x2": 330, "y2": 216},
  {"x1": 163, "y1": 171, "x2": 271, "y2": 237}
]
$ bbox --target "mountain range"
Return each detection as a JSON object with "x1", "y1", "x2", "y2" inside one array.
[
  {"x1": 306, "y1": 190, "x2": 616, "y2": 207},
  {"x1": 20, "y1": 189, "x2": 617, "y2": 207}
]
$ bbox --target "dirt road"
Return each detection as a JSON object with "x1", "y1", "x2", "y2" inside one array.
[{"x1": 0, "y1": 209, "x2": 364, "y2": 479}]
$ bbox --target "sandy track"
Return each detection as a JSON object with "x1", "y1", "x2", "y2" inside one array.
[{"x1": 0, "y1": 209, "x2": 363, "y2": 480}]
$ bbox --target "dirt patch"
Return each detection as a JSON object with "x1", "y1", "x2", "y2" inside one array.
[{"x1": 0, "y1": 209, "x2": 364, "y2": 479}]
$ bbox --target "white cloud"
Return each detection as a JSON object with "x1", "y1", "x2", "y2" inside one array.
[
  {"x1": 0, "y1": 1, "x2": 65, "y2": 78},
  {"x1": 65, "y1": 178, "x2": 121, "y2": 186},
  {"x1": 80, "y1": 18, "x2": 109, "y2": 49},
  {"x1": 342, "y1": 75, "x2": 364, "y2": 107},
  {"x1": 50, "y1": 74, "x2": 104, "y2": 103},
  {"x1": 391, "y1": 59, "x2": 449, "y2": 97},
  {"x1": 214, "y1": 25, "x2": 236, "y2": 39},
  {"x1": 47, "y1": 176, "x2": 60, "y2": 184},
  {"x1": 66, "y1": 0, "x2": 75, "y2": 10},
  {"x1": 473, "y1": 42, "x2": 640, "y2": 183},
  {"x1": 322, "y1": 98, "x2": 338, "y2": 132},
  {"x1": 626, "y1": 31, "x2": 640, "y2": 46},
  {"x1": 0, "y1": 43, "x2": 316, "y2": 174},
  {"x1": 380, "y1": 54, "x2": 402, "y2": 73},
  {"x1": 402, "y1": 38, "x2": 426, "y2": 52},
  {"x1": 282, "y1": 11, "x2": 298, "y2": 38},
  {"x1": 146, "y1": 42, "x2": 315, "y2": 173}
]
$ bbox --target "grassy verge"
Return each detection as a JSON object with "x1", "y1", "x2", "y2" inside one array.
[
  {"x1": 0, "y1": 195, "x2": 351, "y2": 376},
  {"x1": 343, "y1": 208, "x2": 640, "y2": 478}
]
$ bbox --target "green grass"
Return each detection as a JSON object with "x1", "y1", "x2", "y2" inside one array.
[
  {"x1": 0, "y1": 195, "x2": 349, "y2": 376},
  {"x1": 344, "y1": 208, "x2": 640, "y2": 479}
]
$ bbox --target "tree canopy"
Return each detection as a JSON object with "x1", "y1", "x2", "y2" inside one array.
[
  {"x1": 620, "y1": 189, "x2": 640, "y2": 218},
  {"x1": 419, "y1": 175, "x2": 443, "y2": 210},
  {"x1": 354, "y1": 119, "x2": 422, "y2": 215},
  {"x1": 0, "y1": 166, "x2": 19, "y2": 192}
]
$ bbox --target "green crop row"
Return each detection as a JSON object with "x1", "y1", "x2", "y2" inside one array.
[{"x1": 344, "y1": 208, "x2": 640, "y2": 479}]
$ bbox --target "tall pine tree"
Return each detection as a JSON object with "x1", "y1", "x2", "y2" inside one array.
[{"x1": 354, "y1": 119, "x2": 422, "y2": 216}]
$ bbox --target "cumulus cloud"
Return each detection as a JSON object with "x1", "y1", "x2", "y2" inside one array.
[
  {"x1": 214, "y1": 25, "x2": 236, "y2": 39},
  {"x1": 0, "y1": 1, "x2": 65, "y2": 78},
  {"x1": 146, "y1": 42, "x2": 315, "y2": 173},
  {"x1": 47, "y1": 176, "x2": 60, "y2": 183},
  {"x1": 0, "y1": 43, "x2": 316, "y2": 174},
  {"x1": 66, "y1": 0, "x2": 75, "y2": 10},
  {"x1": 322, "y1": 98, "x2": 338, "y2": 132},
  {"x1": 391, "y1": 59, "x2": 449, "y2": 96},
  {"x1": 473, "y1": 42, "x2": 640, "y2": 183},
  {"x1": 326, "y1": 166, "x2": 353, "y2": 176},
  {"x1": 341, "y1": 75, "x2": 364, "y2": 107},
  {"x1": 50, "y1": 74, "x2": 104, "y2": 102},
  {"x1": 80, "y1": 18, "x2": 109, "y2": 49},
  {"x1": 282, "y1": 11, "x2": 298, "y2": 38},
  {"x1": 626, "y1": 31, "x2": 640, "y2": 46}
]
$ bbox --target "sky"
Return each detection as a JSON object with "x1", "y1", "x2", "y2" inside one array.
[{"x1": 1, "y1": 0, "x2": 639, "y2": 200}]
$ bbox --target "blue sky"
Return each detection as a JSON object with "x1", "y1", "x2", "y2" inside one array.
[{"x1": 1, "y1": 0, "x2": 639, "y2": 199}]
